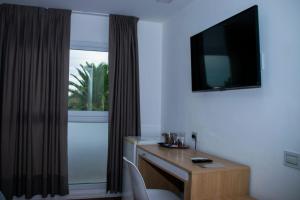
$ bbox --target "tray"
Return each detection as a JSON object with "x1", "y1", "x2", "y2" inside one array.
[{"x1": 158, "y1": 142, "x2": 189, "y2": 149}]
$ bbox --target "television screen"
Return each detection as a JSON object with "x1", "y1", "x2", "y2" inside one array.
[{"x1": 190, "y1": 5, "x2": 261, "y2": 91}]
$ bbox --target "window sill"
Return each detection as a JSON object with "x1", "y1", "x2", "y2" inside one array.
[{"x1": 68, "y1": 111, "x2": 108, "y2": 123}]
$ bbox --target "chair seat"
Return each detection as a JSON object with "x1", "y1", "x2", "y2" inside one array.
[{"x1": 146, "y1": 189, "x2": 181, "y2": 200}]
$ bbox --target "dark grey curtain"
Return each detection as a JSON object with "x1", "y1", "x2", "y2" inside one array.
[
  {"x1": 0, "y1": 4, "x2": 71, "y2": 200},
  {"x1": 107, "y1": 15, "x2": 141, "y2": 193}
]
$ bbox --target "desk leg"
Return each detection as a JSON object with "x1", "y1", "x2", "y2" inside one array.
[
  {"x1": 189, "y1": 169, "x2": 250, "y2": 200},
  {"x1": 184, "y1": 179, "x2": 191, "y2": 200}
]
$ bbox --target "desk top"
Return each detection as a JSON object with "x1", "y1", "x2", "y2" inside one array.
[{"x1": 138, "y1": 144, "x2": 249, "y2": 175}]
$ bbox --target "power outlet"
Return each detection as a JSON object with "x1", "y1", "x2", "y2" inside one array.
[
  {"x1": 191, "y1": 132, "x2": 198, "y2": 150},
  {"x1": 192, "y1": 132, "x2": 198, "y2": 141},
  {"x1": 284, "y1": 151, "x2": 300, "y2": 170}
]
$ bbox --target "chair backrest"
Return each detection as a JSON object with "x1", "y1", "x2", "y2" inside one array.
[
  {"x1": 123, "y1": 157, "x2": 149, "y2": 200},
  {"x1": 0, "y1": 191, "x2": 6, "y2": 200}
]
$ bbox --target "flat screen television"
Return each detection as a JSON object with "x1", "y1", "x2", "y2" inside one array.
[{"x1": 190, "y1": 5, "x2": 261, "y2": 92}]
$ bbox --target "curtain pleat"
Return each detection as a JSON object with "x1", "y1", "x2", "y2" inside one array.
[
  {"x1": 107, "y1": 14, "x2": 141, "y2": 193},
  {"x1": 0, "y1": 4, "x2": 71, "y2": 199}
]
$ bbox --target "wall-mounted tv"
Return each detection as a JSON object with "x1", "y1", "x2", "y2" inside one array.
[{"x1": 190, "y1": 5, "x2": 261, "y2": 92}]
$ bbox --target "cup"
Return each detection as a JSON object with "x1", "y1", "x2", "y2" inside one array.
[
  {"x1": 170, "y1": 133, "x2": 178, "y2": 145},
  {"x1": 177, "y1": 133, "x2": 185, "y2": 147},
  {"x1": 161, "y1": 132, "x2": 171, "y2": 144}
]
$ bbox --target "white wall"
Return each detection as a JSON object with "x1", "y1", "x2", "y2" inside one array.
[
  {"x1": 161, "y1": 0, "x2": 300, "y2": 199},
  {"x1": 138, "y1": 21, "x2": 163, "y2": 136},
  {"x1": 71, "y1": 13, "x2": 163, "y2": 136}
]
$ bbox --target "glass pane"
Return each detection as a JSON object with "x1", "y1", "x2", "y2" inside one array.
[
  {"x1": 68, "y1": 122, "x2": 108, "y2": 184},
  {"x1": 69, "y1": 50, "x2": 109, "y2": 111}
]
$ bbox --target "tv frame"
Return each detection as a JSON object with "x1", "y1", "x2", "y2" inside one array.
[{"x1": 190, "y1": 5, "x2": 261, "y2": 92}]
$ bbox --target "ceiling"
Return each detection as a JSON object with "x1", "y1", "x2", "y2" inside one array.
[{"x1": 0, "y1": 0, "x2": 194, "y2": 21}]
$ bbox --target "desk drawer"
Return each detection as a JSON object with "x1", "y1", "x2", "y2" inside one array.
[{"x1": 137, "y1": 148, "x2": 189, "y2": 181}]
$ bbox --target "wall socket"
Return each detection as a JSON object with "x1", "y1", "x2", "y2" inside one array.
[
  {"x1": 191, "y1": 132, "x2": 198, "y2": 150},
  {"x1": 284, "y1": 151, "x2": 300, "y2": 170},
  {"x1": 191, "y1": 132, "x2": 198, "y2": 141}
]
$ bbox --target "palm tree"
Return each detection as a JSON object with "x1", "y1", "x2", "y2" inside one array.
[{"x1": 68, "y1": 62, "x2": 109, "y2": 111}]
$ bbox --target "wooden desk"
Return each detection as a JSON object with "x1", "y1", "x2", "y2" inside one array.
[{"x1": 137, "y1": 144, "x2": 255, "y2": 200}]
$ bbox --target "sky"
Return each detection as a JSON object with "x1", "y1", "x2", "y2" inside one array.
[
  {"x1": 69, "y1": 49, "x2": 108, "y2": 79},
  {"x1": 69, "y1": 49, "x2": 108, "y2": 95}
]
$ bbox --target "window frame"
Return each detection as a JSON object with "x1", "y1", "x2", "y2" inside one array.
[{"x1": 68, "y1": 41, "x2": 109, "y2": 123}]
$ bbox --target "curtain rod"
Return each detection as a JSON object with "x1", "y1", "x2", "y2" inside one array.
[{"x1": 72, "y1": 10, "x2": 109, "y2": 17}]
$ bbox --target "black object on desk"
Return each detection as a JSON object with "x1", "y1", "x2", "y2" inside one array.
[{"x1": 191, "y1": 157, "x2": 213, "y2": 163}]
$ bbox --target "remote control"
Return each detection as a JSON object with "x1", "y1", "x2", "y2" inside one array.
[{"x1": 191, "y1": 157, "x2": 213, "y2": 163}]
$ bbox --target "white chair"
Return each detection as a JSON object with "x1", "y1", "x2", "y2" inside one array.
[
  {"x1": 0, "y1": 192, "x2": 5, "y2": 200},
  {"x1": 123, "y1": 157, "x2": 181, "y2": 200}
]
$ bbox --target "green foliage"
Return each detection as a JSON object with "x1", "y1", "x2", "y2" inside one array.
[{"x1": 68, "y1": 62, "x2": 109, "y2": 111}]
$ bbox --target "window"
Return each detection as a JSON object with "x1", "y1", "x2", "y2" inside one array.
[
  {"x1": 68, "y1": 42, "x2": 109, "y2": 186},
  {"x1": 69, "y1": 49, "x2": 108, "y2": 111},
  {"x1": 68, "y1": 42, "x2": 108, "y2": 123}
]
